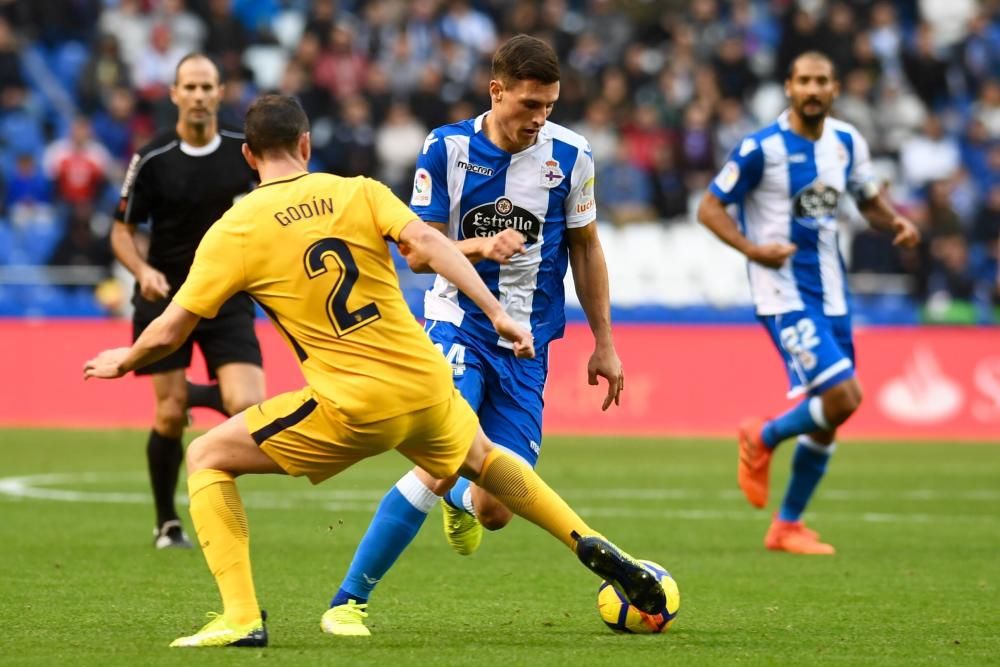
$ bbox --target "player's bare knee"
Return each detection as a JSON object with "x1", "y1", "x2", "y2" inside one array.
[
  {"x1": 185, "y1": 436, "x2": 211, "y2": 473},
  {"x1": 419, "y1": 468, "x2": 457, "y2": 496},
  {"x1": 186, "y1": 435, "x2": 234, "y2": 474},
  {"x1": 459, "y1": 429, "x2": 493, "y2": 480},
  {"x1": 825, "y1": 403, "x2": 846, "y2": 426},
  {"x1": 851, "y1": 383, "x2": 864, "y2": 411},
  {"x1": 154, "y1": 400, "x2": 187, "y2": 435},
  {"x1": 478, "y1": 503, "x2": 513, "y2": 531},
  {"x1": 413, "y1": 466, "x2": 437, "y2": 487},
  {"x1": 221, "y1": 395, "x2": 254, "y2": 417},
  {"x1": 456, "y1": 460, "x2": 479, "y2": 482},
  {"x1": 823, "y1": 382, "x2": 862, "y2": 425}
]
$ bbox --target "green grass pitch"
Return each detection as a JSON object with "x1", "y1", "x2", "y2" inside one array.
[{"x1": 0, "y1": 429, "x2": 997, "y2": 666}]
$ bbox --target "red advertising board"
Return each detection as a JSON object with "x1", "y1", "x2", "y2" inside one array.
[{"x1": 1, "y1": 320, "x2": 997, "y2": 440}]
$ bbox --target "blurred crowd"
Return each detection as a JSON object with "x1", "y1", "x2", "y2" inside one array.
[{"x1": 0, "y1": 0, "x2": 997, "y2": 320}]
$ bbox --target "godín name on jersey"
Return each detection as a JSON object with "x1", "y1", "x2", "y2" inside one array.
[
  {"x1": 410, "y1": 112, "x2": 596, "y2": 349},
  {"x1": 709, "y1": 110, "x2": 879, "y2": 317}
]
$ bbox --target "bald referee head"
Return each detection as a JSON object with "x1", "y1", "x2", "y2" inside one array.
[{"x1": 170, "y1": 54, "x2": 223, "y2": 144}]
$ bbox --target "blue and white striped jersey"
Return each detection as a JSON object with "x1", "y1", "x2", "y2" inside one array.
[
  {"x1": 709, "y1": 110, "x2": 878, "y2": 317},
  {"x1": 410, "y1": 112, "x2": 596, "y2": 348}
]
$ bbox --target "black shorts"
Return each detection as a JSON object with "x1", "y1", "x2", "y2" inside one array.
[{"x1": 132, "y1": 291, "x2": 262, "y2": 378}]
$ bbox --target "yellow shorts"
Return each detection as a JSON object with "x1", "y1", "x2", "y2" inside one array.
[{"x1": 244, "y1": 386, "x2": 478, "y2": 484}]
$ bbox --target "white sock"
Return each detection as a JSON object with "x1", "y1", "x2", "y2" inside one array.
[
  {"x1": 462, "y1": 486, "x2": 476, "y2": 516},
  {"x1": 394, "y1": 470, "x2": 439, "y2": 513},
  {"x1": 798, "y1": 434, "x2": 836, "y2": 456}
]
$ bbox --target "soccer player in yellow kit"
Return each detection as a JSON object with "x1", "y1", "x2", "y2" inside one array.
[{"x1": 84, "y1": 95, "x2": 665, "y2": 648}]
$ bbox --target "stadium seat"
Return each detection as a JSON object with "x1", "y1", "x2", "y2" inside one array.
[
  {"x1": 0, "y1": 285, "x2": 16, "y2": 314},
  {"x1": 243, "y1": 45, "x2": 289, "y2": 92},
  {"x1": 968, "y1": 243, "x2": 997, "y2": 282},
  {"x1": 271, "y1": 10, "x2": 306, "y2": 51},
  {"x1": 0, "y1": 223, "x2": 12, "y2": 264},
  {"x1": 50, "y1": 41, "x2": 89, "y2": 92},
  {"x1": 19, "y1": 221, "x2": 64, "y2": 264},
  {"x1": 0, "y1": 114, "x2": 45, "y2": 160},
  {"x1": 853, "y1": 293, "x2": 920, "y2": 325},
  {"x1": 66, "y1": 285, "x2": 105, "y2": 317}
]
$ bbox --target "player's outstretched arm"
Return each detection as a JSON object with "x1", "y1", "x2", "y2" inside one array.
[
  {"x1": 696, "y1": 192, "x2": 797, "y2": 269},
  {"x1": 400, "y1": 224, "x2": 526, "y2": 272},
  {"x1": 567, "y1": 224, "x2": 623, "y2": 410},
  {"x1": 857, "y1": 194, "x2": 921, "y2": 248},
  {"x1": 398, "y1": 219, "x2": 535, "y2": 359},
  {"x1": 83, "y1": 302, "x2": 201, "y2": 379},
  {"x1": 444, "y1": 225, "x2": 526, "y2": 264}
]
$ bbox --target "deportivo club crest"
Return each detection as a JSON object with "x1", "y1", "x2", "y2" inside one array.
[
  {"x1": 540, "y1": 159, "x2": 564, "y2": 188},
  {"x1": 461, "y1": 196, "x2": 541, "y2": 243}
]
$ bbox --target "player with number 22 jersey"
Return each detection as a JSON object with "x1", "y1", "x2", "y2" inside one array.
[{"x1": 698, "y1": 51, "x2": 920, "y2": 555}]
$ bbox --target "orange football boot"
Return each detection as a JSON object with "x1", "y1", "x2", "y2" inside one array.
[
  {"x1": 764, "y1": 516, "x2": 835, "y2": 555},
  {"x1": 737, "y1": 417, "x2": 771, "y2": 509}
]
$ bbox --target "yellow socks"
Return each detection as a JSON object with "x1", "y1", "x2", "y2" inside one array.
[
  {"x1": 187, "y1": 468, "x2": 260, "y2": 626},
  {"x1": 475, "y1": 448, "x2": 594, "y2": 549}
]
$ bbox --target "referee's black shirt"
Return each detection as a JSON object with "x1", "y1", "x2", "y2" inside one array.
[{"x1": 115, "y1": 128, "x2": 258, "y2": 294}]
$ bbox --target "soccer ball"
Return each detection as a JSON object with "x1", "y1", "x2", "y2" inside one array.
[{"x1": 596, "y1": 560, "x2": 680, "y2": 634}]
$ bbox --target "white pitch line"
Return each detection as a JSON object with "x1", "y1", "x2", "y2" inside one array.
[
  {"x1": 576, "y1": 507, "x2": 997, "y2": 524},
  {"x1": 1, "y1": 472, "x2": 998, "y2": 503},
  {"x1": 0, "y1": 472, "x2": 996, "y2": 526}
]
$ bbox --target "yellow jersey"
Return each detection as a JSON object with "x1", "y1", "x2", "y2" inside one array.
[{"x1": 174, "y1": 171, "x2": 454, "y2": 422}]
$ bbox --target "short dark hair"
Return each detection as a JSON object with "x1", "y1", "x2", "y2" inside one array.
[
  {"x1": 244, "y1": 94, "x2": 310, "y2": 158},
  {"x1": 174, "y1": 52, "x2": 220, "y2": 85},
  {"x1": 492, "y1": 34, "x2": 560, "y2": 85},
  {"x1": 787, "y1": 51, "x2": 838, "y2": 81}
]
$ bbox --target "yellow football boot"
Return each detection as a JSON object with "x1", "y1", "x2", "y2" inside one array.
[
  {"x1": 169, "y1": 611, "x2": 267, "y2": 648},
  {"x1": 321, "y1": 600, "x2": 371, "y2": 637},
  {"x1": 441, "y1": 499, "x2": 482, "y2": 556}
]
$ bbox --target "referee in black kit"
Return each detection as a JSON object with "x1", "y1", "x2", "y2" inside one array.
[{"x1": 110, "y1": 53, "x2": 265, "y2": 549}]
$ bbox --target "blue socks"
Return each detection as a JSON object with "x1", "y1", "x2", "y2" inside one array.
[
  {"x1": 778, "y1": 436, "x2": 833, "y2": 522},
  {"x1": 762, "y1": 397, "x2": 834, "y2": 521},
  {"x1": 331, "y1": 471, "x2": 439, "y2": 606},
  {"x1": 761, "y1": 396, "x2": 830, "y2": 448},
  {"x1": 443, "y1": 476, "x2": 474, "y2": 514}
]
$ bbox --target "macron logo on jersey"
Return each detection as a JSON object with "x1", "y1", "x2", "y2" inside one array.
[{"x1": 457, "y1": 160, "x2": 494, "y2": 176}]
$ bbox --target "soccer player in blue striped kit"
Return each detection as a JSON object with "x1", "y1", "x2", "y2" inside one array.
[
  {"x1": 324, "y1": 34, "x2": 626, "y2": 634},
  {"x1": 698, "y1": 52, "x2": 920, "y2": 554}
]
